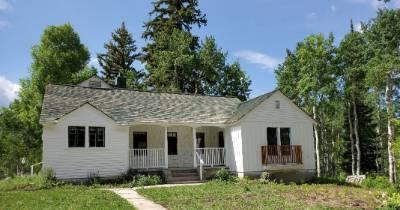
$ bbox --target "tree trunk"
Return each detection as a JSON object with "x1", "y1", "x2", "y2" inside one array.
[
  {"x1": 353, "y1": 99, "x2": 361, "y2": 176},
  {"x1": 347, "y1": 103, "x2": 356, "y2": 175},
  {"x1": 386, "y1": 77, "x2": 396, "y2": 183},
  {"x1": 313, "y1": 105, "x2": 321, "y2": 177}
]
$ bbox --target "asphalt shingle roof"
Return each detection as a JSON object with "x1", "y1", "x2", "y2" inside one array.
[{"x1": 40, "y1": 84, "x2": 248, "y2": 125}]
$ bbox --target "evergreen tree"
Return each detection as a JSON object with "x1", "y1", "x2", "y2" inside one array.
[
  {"x1": 217, "y1": 62, "x2": 251, "y2": 101},
  {"x1": 98, "y1": 22, "x2": 142, "y2": 88}
]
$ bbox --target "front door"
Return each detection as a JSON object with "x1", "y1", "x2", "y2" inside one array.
[{"x1": 167, "y1": 132, "x2": 179, "y2": 167}]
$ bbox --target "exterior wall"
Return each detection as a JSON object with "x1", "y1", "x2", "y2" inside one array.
[
  {"x1": 42, "y1": 104, "x2": 129, "y2": 179},
  {"x1": 238, "y1": 91, "x2": 315, "y2": 175},
  {"x1": 225, "y1": 125, "x2": 244, "y2": 173},
  {"x1": 128, "y1": 125, "x2": 223, "y2": 168}
]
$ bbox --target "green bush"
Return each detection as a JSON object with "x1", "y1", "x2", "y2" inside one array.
[
  {"x1": 214, "y1": 168, "x2": 237, "y2": 182},
  {"x1": 384, "y1": 193, "x2": 400, "y2": 209},
  {"x1": 259, "y1": 171, "x2": 272, "y2": 184},
  {"x1": 128, "y1": 175, "x2": 162, "y2": 187},
  {"x1": 361, "y1": 176, "x2": 395, "y2": 192},
  {"x1": 0, "y1": 168, "x2": 60, "y2": 191}
]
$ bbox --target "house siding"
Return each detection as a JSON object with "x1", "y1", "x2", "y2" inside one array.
[
  {"x1": 42, "y1": 104, "x2": 129, "y2": 179},
  {"x1": 238, "y1": 91, "x2": 315, "y2": 173},
  {"x1": 225, "y1": 125, "x2": 244, "y2": 173}
]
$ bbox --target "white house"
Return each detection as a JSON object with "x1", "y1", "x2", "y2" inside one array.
[{"x1": 39, "y1": 76, "x2": 316, "y2": 182}]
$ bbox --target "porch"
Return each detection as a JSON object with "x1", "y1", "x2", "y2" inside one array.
[{"x1": 128, "y1": 125, "x2": 226, "y2": 171}]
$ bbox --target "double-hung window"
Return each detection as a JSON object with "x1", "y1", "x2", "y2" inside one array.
[
  {"x1": 68, "y1": 126, "x2": 85, "y2": 147},
  {"x1": 89, "y1": 127, "x2": 105, "y2": 147}
]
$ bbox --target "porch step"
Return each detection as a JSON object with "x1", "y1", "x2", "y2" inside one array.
[{"x1": 167, "y1": 168, "x2": 202, "y2": 184}]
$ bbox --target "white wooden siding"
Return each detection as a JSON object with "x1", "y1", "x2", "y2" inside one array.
[
  {"x1": 225, "y1": 125, "x2": 244, "y2": 172},
  {"x1": 42, "y1": 104, "x2": 129, "y2": 179},
  {"x1": 238, "y1": 91, "x2": 315, "y2": 172}
]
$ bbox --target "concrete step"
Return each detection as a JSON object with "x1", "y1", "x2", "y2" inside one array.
[
  {"x1": 167, "y1": 180, "x2": 207, "y2": 184},
  {"x1": 171, "y1": 172, "x2": 198, "y2": 177},
  {"x1": 167, "y1": 176, "x2": 200, "y2": 183}
]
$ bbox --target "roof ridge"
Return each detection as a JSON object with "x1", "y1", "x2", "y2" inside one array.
[{"x1": 46, "y1": 83, "x2": 240, "y2": 100}]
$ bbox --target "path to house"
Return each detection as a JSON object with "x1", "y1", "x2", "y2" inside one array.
[{"x1": 110, "y1": 183, "x2": 204, "y2": 210}]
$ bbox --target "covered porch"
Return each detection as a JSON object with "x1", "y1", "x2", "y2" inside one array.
[{"x1": 128, "y1": 124, "x2": 225, "y2": 171}]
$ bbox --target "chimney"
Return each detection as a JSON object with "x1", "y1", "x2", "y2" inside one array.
[{"x1": 114, "y1": 73, "x2": 127, "y2": 88}]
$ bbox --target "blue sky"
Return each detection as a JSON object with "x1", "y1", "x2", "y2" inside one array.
[{"x1": 0, "y1": 0, "x2": 398, "y2": 106}]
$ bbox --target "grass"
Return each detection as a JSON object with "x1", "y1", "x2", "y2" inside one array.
[
  {"x1": 137, "y1": 180, "x2": 386, "y2": 209},
  {"x1": 0, "y1": 176, "x2": 135, "y2": 210}
]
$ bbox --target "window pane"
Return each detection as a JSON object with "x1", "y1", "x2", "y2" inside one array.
[
  {"x1": 68, "y1": 126, "x2": 85, "y2": 147},
  {"x1": 196, "y1": 133, "x2": 205, "y2": 148},
  {"x1": 267, "y1": 127, "x2": 277, "y2": 145},
  {"x1": 280, "y1": 128, "x2": 290, "y2": 145},
  {"x1": 89, "y1": 127, "x2": 105, "y2": 147},
  {"x1": 133, "y1": 132, "x2": 147, "y2": 149}
]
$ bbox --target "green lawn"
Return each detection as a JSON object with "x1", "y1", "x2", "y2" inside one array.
[
  {"x1": 0, "y1": 183, "x2": 135, "y2": 210},
  {"x1": 137, "y1": 181, "x2": 385, "y2": 209}
]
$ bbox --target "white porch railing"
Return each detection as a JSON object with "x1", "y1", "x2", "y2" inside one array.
[
  {"x1": 195, "y1": 147, "x2": 225, "y2": 167},
  {"x1": 129, "y1": 148, "x2": 165, "y2": 169}
]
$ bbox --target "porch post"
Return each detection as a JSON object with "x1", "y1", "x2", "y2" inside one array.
[
  {"x1": 164, "y1": 127, "x2": 168, "y2": 168},
  {"x1": 193, "y1": 127, "x2": 197, "y2": 168}
]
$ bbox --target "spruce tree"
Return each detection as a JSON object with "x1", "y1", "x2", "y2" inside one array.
[{"x1": 97, "y1": 22, "x2": 142, "y2": 88}]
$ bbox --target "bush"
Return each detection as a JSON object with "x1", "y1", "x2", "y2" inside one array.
[
  {"x1": 214, "y1": 168, "x2": 237, "y2": 182},
  {"x1": 384, "y1": 193, "x2": 400, "y2": 209},
  {"x1": 361, "y1": 176, "x2": 395, "y2": 192},
  {"x1": 259, "y1": 171, "x2": 272, "y2": 184},
  {"x1": 0, "y1": 168, "x2": 60, "y2": 191},
  {"x1": 128, "y1": 174, "x2": 162, "y2": 187}
]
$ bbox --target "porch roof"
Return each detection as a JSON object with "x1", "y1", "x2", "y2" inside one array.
[{"x1": 40, "y1": 84, "x2": 243, "y2": 125}]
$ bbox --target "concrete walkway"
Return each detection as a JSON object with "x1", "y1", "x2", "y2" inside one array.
[
  {"x1": 110, "y1": 183, "x2": 204, "y2": 210},
  {"x1": 110, "y1": 188, "x2": 166, "y2": 210}
]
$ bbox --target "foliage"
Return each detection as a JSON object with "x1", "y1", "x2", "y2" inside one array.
[
  {"x1": 214, "y1": 168, "x2": 237, "y2": 182},
  {"x1": 128, "y1": 174, "x2": 162, "y2": 187},
  {"x1": 137, "y1": 180, "x2": 384, "y2": 209},
  {"x1": 0, "y1": 169, "x2": 59, "y2": 191},
  {"x1": 258, "y1": 171, "x2": 272, "y2": 184},
  {"x1": 0, "y1": 185, "x2": 135, "y2": 210},
  {"x1": 361, "y1": 175, "x2": 396, "y2": 192},
  {"x1": 384, "y1": 192, "x2": 400, "y2": 209},
  {"x1": 97, "y1": 22, "x2": 143, "y2": 88}
]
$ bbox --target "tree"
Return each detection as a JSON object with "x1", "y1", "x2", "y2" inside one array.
[
  {"x1": 143, "y1": 0, "x2": 207, "y2": 74},
  {"x1": 365, "y1": 9, "x2": 400, "y2": 183},
  {"x1": 0, "y1": 23, "x2": 91, "y2": 176},
  {"x1": 97, "y1": 22, "x2": 143, "y2": 88},
  {"x1": 337, "y1": 21, "x2": 370, "y2": 175},
  {"x1": 217, "y1": 62, "x2": 251, "y2": 101},
  {"x1": 31, "y1": 23, "x2": 90, "y2": 95},
  {"x1": 276, "y1": 33, "x2": 339, "y2": 177}
]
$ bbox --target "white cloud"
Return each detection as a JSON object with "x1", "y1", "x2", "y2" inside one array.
[
  {"x1": 350, "y1": 0, "x2": 400, "y2": 9},
  {"x1": 355, "y1": 22, "x2": 362, "y2": 32},
  {"x1": 0, "y1": 76, "x2": 20, "y2": 107},
  {"x1": 306, "y1": 12, "x2": 317, "y2": 20},
  {"x1": 0, "y1": 0, "x2": 12, "y2": 11},
  {"x1": 234, "y1": 50, "x2": 282, "y2": 71},
  {"x1": 330, "y1": 5, "x2": 337, "y2": 13}
]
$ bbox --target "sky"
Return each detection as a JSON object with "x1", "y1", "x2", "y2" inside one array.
[{"x1": 0, "y1": 0, "x2": 399, "y2": 107}]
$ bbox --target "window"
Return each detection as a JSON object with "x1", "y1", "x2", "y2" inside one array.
[
  {"x1": 68, "y1": 126, "x2": 85, "y2": 147},
  {"x1": 89, "y1": 80, "x2": 101, "y2": 88},
  {"x1": 196, "y1": 132, "x2": 205, "y2": 148},
  {"x1": 275, "y1": 100, "x2": 280, "y2": 109},
  {"x1": 168, "y1": 132, "x2": 178, "y2": 155},
  {"x1": 267, "y1": 127, "x2": 277, "y2": 145},
  {"x1": 218, "y1": 131, "x2": 224, "y2": 148},
  {"x1": 280, "y1": 128, "x2": 291, "y2": 155},
  {"x1": 89, "y1": 127, "x2": 105, "y2": 147},
  {"x1": 133, "y1": 132, "x2": 147, "y2": 149}
]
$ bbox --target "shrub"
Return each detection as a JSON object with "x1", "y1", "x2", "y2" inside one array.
[
  {"x1": 361, "y1": 176, "x2": 395, "y2": 192},
  {"x1": 214, "y1": 168, "x2": 237, "y2": 182},
  {"x1": 128, "y1": 174, "x2": 162, "y2": 187},
  {"x1": 384, "y1": 193, "x2": 400, "y2": 209},
  {"x1": 259, "y1": 171, "x2": 272, "y2": 184},
  {"x1": 0, "y1": 168, "x2": 60, "y2": 191}
]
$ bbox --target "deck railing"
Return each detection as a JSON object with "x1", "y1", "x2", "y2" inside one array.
[
  {"x1": 129, "y1": 148, "x2": 165, "y2": 169},
  {"x1": 195, "y1": 147, "x2": 225, "y2": 167},
  {"x1": 261, "y1": 145, "x2": 302, "y2": 165}
]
